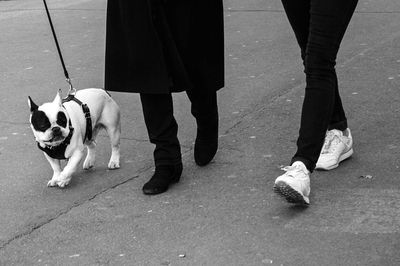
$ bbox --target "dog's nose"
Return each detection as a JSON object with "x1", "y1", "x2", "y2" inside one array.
[{"x1": 52, "y1": 126, "x2": 61, "y2": 135}]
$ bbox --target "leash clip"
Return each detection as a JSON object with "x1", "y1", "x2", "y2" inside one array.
[{"x1": 66, "y1": 78, "x2": 76, "y2": 96}]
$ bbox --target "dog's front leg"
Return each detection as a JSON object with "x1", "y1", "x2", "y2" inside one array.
[
  {"x1": 51, "y1": 150, "x2": 84, "y2": 188},
  {"x1": 45, "y1": 154, "x2": 62, "y2": 187}
]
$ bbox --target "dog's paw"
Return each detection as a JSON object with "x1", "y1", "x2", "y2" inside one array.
[
  {"x1": 108, "y1": 160, "x2": 120, "y2": 170},
  {"x1": 83, "y1": 157, "x2": 95, "y2": 170},
  {"x1": 47, "y1": 177, "x2": 71, "y2": 188},
  {"x1": 83, "y1": 151, "x2": 96, "y2": 170},
  {"x1": 47, "y1": 179, "x2": 58, "y2": 187}
]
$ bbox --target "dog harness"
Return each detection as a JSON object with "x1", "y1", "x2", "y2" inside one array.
[
  {"x1": 62, "y1": 94, "x2": 93, "y2": 142},
  {"x1": 37, "y1": 95, "x2": 92, "y2": 160}
]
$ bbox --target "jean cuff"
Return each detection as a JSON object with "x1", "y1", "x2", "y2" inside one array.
[
  {"x1": 291, "y1": 156, "x2": 314, "y2": 173},
  {"x1": 328, "y1": 120, "x2": 348, "y2": 131}
]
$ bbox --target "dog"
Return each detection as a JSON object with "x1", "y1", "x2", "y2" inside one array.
[{"x1": 28, "y1": 88, "x2": 121, "y2": 188}]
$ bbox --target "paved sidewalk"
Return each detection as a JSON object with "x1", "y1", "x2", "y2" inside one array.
[{"x1": 1, "y1": 0, "x2": 400, "y2": 265}]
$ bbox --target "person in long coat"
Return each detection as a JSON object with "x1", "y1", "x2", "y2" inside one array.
[{"x1": 104, "y1": 0, "x2": 224, "y2": 195}]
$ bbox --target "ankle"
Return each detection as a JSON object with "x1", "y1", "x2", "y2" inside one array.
[
  {"x1": 290, "y1": 158, "x2": 313, "y2": 172},
  {"x1": 343, "y1": 128, "x2": 350, "y2": 137}
]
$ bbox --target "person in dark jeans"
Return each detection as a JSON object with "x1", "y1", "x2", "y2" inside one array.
[
  {"x1": 105, "y1": 0, "x2": 224, "y2": 195},
  {"x1": 274, "y1": 0, "x2": 358, "y2": 205}
]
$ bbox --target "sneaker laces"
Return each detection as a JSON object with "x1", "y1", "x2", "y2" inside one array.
[
  {"x1": 280, "y1": 164, "x2": 308, "y2": 178},
  {"x1": 321, "y1": 131, "x2": 341, "y2": 154}
]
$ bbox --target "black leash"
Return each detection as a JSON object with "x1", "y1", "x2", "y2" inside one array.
[
  {"x1": 42, "y1": 0, "x2": 75, "y2": 93},
  {"x1": 41, "y1": 1, "x2": 93, "y2": 152}
]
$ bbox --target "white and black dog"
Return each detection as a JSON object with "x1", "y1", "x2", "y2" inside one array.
[{"x1": 28, "y1": 88, "x2": 121, "y2": 188}]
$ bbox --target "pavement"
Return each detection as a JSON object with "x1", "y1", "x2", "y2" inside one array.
[{"x1": 0, "y1": 0, "x2": 400, "y2": 265}]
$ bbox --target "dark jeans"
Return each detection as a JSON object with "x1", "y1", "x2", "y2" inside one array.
[
  {"x1": 140, "y1": 91, "x2": 217, "y2": 167},
  {"x1": 281, "y1": 0, "x2": 358, "y2": 171}
]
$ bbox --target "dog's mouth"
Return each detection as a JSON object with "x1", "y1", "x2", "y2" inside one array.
[{"x1": 44, "y1": 135, "x2": 65, "y2": 144}]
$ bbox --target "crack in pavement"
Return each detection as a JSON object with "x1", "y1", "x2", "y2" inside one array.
[
  {"x1": 0, "y1": 146, "x2": 195, "y2": 251},
  {"x1": 0, "y1": 174, "x2": 140, "y2": 250}
]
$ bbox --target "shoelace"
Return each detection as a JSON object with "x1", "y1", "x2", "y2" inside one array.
[
  {"x1": 280, "y1": 165, "x2": 307, "y2": 178},
  {"x1": 321, "y1": 131, "x2": 341, "y2": 154}
]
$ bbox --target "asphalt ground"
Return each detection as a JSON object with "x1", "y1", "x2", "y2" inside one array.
[{"x1": 0, "y1": 0, "x2": 400, "y2": 265}]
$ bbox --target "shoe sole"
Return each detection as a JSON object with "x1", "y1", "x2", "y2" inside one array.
[
  {"x1": 315, "y1": 148, "x2": 353, "y2": 171},
  {"x1": 273, "y1": 181, "x2": 309, "y2": 205}
]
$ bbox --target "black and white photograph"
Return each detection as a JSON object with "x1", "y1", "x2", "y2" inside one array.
[{"x1": 0, "y1": 0, "x2": 400, "y2": 265}]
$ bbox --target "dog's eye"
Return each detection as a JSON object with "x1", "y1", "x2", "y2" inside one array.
[
  {"x1": 31, "y1": 110, "x2": 51, "y2": 132},
  {"x1": 38, "y1": 123, "x2": 50, "y2": 131},
  {"x1": 57, "y1": 112, "x2": 67, "y2": 128}
]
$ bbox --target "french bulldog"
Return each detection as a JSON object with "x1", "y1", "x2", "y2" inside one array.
[{"x1": 28, "y1": 88, "x2": 121, "y2": 188}]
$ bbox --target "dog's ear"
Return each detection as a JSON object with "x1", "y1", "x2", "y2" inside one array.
[
  {"x1": 53, "y1": 90, "x2": 62, "y2": 106},
  {"x1": 28, "y1": 96, "x2": 38, "y2": 112}
]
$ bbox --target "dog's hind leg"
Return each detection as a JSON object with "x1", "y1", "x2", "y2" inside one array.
[
  {"x1": 106, "y1": 123, "x2": 121, "y2": 169},
  {"x1": 99, "y1": 98, "x2": 121, "y2": 169},
  {"x1": 100, "y1": 102, "x2": 121, "y2": 169}
]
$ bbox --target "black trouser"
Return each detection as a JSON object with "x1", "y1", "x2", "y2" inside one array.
[
  {"x1": 281, "y1": 0, "x2": 358, "y2": 171},
  {"x1": 140, "y1": 90, "x2": 217, "y2": 167}
]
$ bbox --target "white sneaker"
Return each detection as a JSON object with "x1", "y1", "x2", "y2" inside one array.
[
  {"x1": 273, "y1": 161, "x2": 310, "y2": 205},
  {"x1": 316, "y1": 128, "x2": 353, "y2": 170}
]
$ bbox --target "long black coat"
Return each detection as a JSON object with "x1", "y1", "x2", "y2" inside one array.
[{"x1": 104, "y1": 0, "x2": 224, "y2": 94}]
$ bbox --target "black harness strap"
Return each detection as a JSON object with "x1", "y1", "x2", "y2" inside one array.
[{"x1": 62, "y1": 95, "x2": 92, "y2": 142}]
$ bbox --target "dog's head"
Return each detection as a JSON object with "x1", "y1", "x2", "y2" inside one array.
[{"x1": 28, "y1": 91, "x2": 71, "y2": 147}]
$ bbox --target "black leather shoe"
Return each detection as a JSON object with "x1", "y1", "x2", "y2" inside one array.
[
  {"x1": 194, "y1": 114, "x2": 218, "y2": 166},
  {"x1": 142, "y1": 163, "x2": 183, "y2": 195}
]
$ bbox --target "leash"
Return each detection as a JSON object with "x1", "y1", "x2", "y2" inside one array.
[
  {"x1": 42, "y1": 0, "x2": 75, "y2": 95},
  {"x1": 40, "y1": 1, "x2": 93, "y2": 157}
]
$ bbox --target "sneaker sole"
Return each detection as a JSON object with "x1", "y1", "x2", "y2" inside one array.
[
  {"x1": 316, "y1": 148, "x2": 354, "y2": 171},
  {"x1": 273, "y1": 181, "x2": 309, "y2": 205}
]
